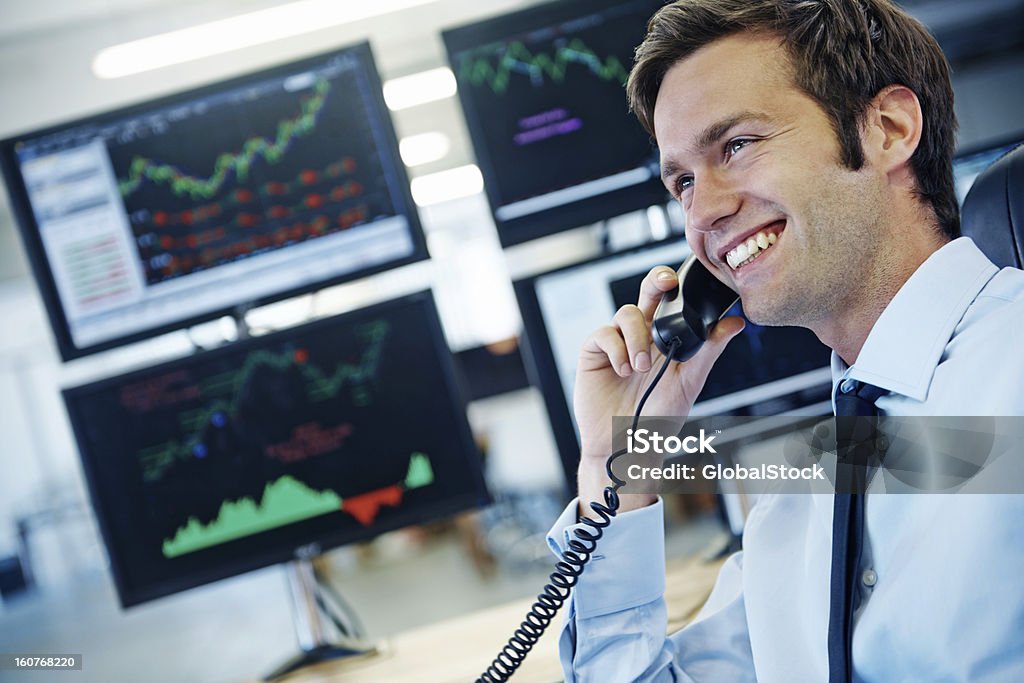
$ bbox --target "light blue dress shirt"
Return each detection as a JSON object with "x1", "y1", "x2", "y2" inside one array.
[{"x1": 547, "y1": 237, "x2": 1024, "y2": 682}]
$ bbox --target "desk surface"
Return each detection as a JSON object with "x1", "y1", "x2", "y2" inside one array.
[{"x1": 261, "y1": 556, "x2": 725, "y2": 683}]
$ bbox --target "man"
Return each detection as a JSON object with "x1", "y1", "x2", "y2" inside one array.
[{"x1": 547, "y1": 0, "x2": 1024, "y2": 680}]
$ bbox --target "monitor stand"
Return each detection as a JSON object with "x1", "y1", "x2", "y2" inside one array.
[{"x1": 264, "y1": 558, "x2": 379, "y2": 681}]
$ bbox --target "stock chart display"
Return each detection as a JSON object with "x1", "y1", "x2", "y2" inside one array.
[
  {"x1": 64, "y1": 294, "x2": 485, "y2": 606},
  {"x1": 2, "y1": 43, "x2": 425, "y2": 360},
  {"x1": 107, "y1": 68, "x2": 395, "y2": 286},
  {"x1": 445, "y1": 0, "x2": 666, "y2": 243}
]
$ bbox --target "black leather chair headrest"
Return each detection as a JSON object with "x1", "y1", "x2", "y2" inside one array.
[{"x1": 960, "y1": 143, "x2": 1024, "y2": 269}]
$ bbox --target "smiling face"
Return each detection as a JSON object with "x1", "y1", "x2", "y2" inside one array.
[{"x1": 654, "y1": 32, "x2": 888, "y2": 330}]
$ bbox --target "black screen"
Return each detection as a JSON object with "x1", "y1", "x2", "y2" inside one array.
[
  {"x1": 444, "y1": 0, "x2": 668, "y2": 247},
  {"x1": 1, "y1": 42, "x2": 426, "y2": 361},
  {"x1": 64, "y1": 292, "x2": 486, "y2": 607}
]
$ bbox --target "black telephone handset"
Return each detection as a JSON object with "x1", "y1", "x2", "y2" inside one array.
[{"x1": 651, "y1": 254, "x2": 739, "y2": 362}]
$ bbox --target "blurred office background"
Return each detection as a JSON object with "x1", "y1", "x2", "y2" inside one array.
[{"x1": 0, "y1": 0, "x2": 1021, "y2": 681}]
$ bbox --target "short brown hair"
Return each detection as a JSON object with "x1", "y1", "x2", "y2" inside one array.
[{"x1": 628, "y1": 0, "x2": 960, "y2": 238}]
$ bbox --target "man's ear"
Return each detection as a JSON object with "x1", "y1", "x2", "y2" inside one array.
[{"x1": 864, "y1": 85, "x2": 923, "y2": 174}]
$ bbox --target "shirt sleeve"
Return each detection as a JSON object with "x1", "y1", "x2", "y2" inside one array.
[{"x1": 546, "y1": 497, "x2": 756, "y2": 682}]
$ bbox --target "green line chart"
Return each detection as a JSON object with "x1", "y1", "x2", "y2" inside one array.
[
  {"x1": 161, "y1": 452, "x2": 435, "y2": 557},
  {"x1": 162, "y1": 474, "x2": 342, "y2": 558},
  {"x1": 118, "y1": 77, "x2": 330, "y2": 200},
  {"x1": 459, "y1": 38, "x2": 628, "y2": 95},
  {"x1": 137, "y1": 320, "x2": 389, "y2": 483}
]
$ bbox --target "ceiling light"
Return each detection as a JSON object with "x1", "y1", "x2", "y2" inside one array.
[
  {"x1": 399, "y1": 132, "x2": 452, "y2": 167},
  {"x1": 383, "y1": 68, "x2": 457, "y2": 111},
  {"x1": 93, "y1": 0, "x2": 439, "y2": 79},
  {"x1": 410, "y1": 165, "x2": 483, "y2": 206}
]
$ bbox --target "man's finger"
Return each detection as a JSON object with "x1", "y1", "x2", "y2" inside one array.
[
  {"x1": 637, "y1": 266, "x2": 679, "y2": 322},
  {"x1": 611, "y1": 305, "x2": 654, "y2": 372},
  {"x1": 580, "y1": 325, "x2": 633, "y2": 377}
]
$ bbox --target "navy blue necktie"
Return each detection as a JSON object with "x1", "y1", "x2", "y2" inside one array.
[{"x1": 828, "y1": 380, "x2": 886, "y2": 683}]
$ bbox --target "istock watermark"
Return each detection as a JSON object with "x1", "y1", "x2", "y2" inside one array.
[
  {"x1": 610, "y1": 415, "x2": 1024, "y2": 495},
  {"x1": 626, "y1": 427, "x2": 718, "y2": 454},
  {"x1": 626, "y1": 461, "x2": 826, "y2": 482}
]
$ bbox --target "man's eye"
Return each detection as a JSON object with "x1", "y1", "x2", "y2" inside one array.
[
  {"x1": 675, "y1": 175, "x2": 694, "y2": 195},
  {"x1": 725, "y1": 138, "x2": 753, "y2": 159}
]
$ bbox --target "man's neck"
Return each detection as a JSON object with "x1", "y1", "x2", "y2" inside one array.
[{"x1": 816, "y1": 229, "x2": 949, "y2": 367}]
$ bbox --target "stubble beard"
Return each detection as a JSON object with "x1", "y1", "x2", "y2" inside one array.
[{"x1": 740, "y1": 172, "x2": 884, "y2": 330}]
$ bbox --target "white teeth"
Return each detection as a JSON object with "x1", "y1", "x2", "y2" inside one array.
[{"x1": 725, "y1": 227, "x2": 781, "y2": 270}]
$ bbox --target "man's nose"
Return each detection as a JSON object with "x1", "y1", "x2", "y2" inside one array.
[{"x1": 686, "y1": 169, "x2": 741, "y2": 234}]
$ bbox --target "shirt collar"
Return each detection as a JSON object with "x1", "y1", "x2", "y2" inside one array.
[{"x1": 830, "y1": 237, "x2": 998, "y2": 402}]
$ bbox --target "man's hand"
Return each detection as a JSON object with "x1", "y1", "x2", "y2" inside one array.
[{"x1": 573, "y1": 265, "x2": 744, "y2": 518}]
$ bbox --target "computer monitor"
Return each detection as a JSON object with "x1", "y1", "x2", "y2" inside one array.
[
  {"x1": 514, "y1": 240, "x2": 834, "y2": 487},
  {"x1": 63, "y1": 292, "x2": 486, "y2": 608},
  {"x1": 443, "y1": 0, "x2": 669, "y2": 247},
  {"x1": 1, "y1": 42, "x2": 427, "y2": 361},
  {"x1": 952, "y1": 135, "x2": 1023, "y2": 205}
]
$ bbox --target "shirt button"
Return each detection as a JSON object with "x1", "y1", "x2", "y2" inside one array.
[
  {"x1": 841, "y1": 378, "x2": 858, "y2": 394},
  {"x1": 862, "y1": 568, "x2": 878, "y2": 587}
]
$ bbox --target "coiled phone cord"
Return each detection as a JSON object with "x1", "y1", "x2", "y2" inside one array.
[{"x1": 476, "y1": 338, "x2": 681, "y2": 683}]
